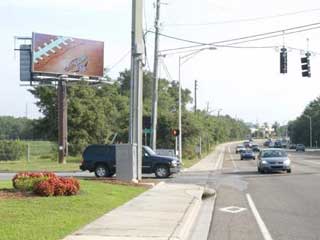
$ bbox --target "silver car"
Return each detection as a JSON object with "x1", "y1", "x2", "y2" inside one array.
[{"x1": 257, "y1": 148, "x2": 291, "y2": 173}]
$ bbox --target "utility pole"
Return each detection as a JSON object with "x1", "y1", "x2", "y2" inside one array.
[
  {"x1": 129, "y1": 0, "x2": 143, "y2": 180},
  {"x1": 194, "y1": 80, "x2": 198, "y2": 113},
  {"x1": 58, "y1": 80, "x2": 67, "y2": 164},
  {"x1": 150, "y1": 0, "x2": 161, "y2": 150}
]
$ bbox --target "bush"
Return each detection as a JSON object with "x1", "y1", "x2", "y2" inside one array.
[
  {"x1": 12, "y1": 172, "x2": 56, "y2": 191},
  {"x1": 12, "y1": 172, "x2": 80, "y2": 197},
  {"x1": 0, "y1": 140, "x2": 27, "y2": 161},
  {"x1": 33, "y1": 176, "x2": 80, "y2": 197}
]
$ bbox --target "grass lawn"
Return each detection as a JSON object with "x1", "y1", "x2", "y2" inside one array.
[
  {"x1": 0, "y1": 180, "x2": 146, "y2": 240},
  {"x1": 0, "y1": 156, "x2": 81, "y2": 172},
  {"x1": 0, "y1": 141, "x2": 81, "y2": 172},
  {"x1": 183, "y1": 158, "x2": 201, "y2": 168}
]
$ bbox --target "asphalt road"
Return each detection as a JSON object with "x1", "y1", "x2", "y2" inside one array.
[{"x1": 207, "y1": 143, "x2": 320, "y2": 240}]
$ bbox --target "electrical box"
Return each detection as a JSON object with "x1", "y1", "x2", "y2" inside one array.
[{"x1": 115, "y1": 144, "x2": 137, "y2": 182}]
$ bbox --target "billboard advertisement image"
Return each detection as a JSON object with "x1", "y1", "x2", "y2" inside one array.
[{"x1": 32, "y1": 33, "x2": 104, "y2": 77}]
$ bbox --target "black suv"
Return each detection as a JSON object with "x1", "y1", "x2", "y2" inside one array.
[{"x1": 80, "y1": 145, "x2": 180, "y2": 178}]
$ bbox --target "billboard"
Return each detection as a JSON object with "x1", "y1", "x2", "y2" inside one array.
[{"x1": 32, "y1": 33, "x2": 104, "y2": 77}]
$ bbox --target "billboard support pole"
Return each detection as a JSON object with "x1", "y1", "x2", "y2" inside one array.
[{"x1": 58, "y1": 79, "x2": 68, "y2": 164}]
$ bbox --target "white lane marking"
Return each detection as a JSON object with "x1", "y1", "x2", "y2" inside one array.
[
  {"x1": 228, "y1": 146, "x2": 237, "y2": 169},
  {"x1": 220, "y1": 206, "x2": 247, "y2": 214},
  {"x1": 246, "y1": 194, "x2": 273, "y2": 240}
]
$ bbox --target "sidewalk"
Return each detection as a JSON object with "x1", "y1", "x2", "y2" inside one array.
[
  {"x1": 63, "y1": 144, "x2": 230, "y2": 240},
  {"x1": 64, "y1": 182, "x2": 204, "y2": 240}
]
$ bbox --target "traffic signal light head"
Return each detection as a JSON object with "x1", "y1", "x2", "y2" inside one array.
[
  {"x1": 171, "y1": 129, "x2": 180, "y2": 137},
  {"x1": 280, "y1": 47, "x2": 287, "y2": 74},
  {"x1": 301, "y1": 53, "x2": 311, "y2": 77}
]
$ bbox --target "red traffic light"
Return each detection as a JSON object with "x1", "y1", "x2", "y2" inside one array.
[{"x1": 171, "y1": 129, "x2": 180, "y2": 136}]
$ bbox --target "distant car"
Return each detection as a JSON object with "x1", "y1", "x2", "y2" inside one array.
[
  {"x1": 263, "y1": 140, "x2": 271, "y2": 147},
  {"x1": 296, "y1": 144, "x2": 305, "y2": 152},
  {"x1": 236, "y1": 145, "x2": 246, "y2": 154},
  {"x1": 251, "y1": 144, "x2": 260, "y2": 152},
  {"x1": 274, "y1": 140, "x2": 282, "y2": 148},
  {"x1": 241, "y1": 150, "x2": 255, "y2": 160},
  {"x1": 243, "y1": 141, "x2": 252, "y2": 148},
  {"x1": 289, "y1": 144, "x2": 296, "y2": 149},
  {"x1": 257, "y1": 148, "x2": 291, "y2": 173}
]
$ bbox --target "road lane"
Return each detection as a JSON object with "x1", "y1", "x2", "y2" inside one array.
[{"x1": 209, "y1": 143, "x2": 320, "y2": 240}]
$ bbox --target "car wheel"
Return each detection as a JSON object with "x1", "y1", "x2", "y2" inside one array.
[
  {"x1": 154, "y1": 165, "x2": 170, "y2": 178},
  {"x1": 94, "y1": 164, "x2": 109, "y2": 177},
  {"x1": 287, "y1": 169, "x2": 291, "y2": 173},
  {"x1": 241, "y1": 158, "x2": 243, "y2": 160}
]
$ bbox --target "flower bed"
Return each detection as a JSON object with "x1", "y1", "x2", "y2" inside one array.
[{"x1": 12, "y1": 172, "x2": 80, "y2": 197}]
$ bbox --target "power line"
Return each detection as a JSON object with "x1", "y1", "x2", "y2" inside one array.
[
  {"x1": 164, "y1": 8, "x2": 320, "y2": 27},
  {"x1": 158, "y1": 22, "x2": 320, "y2": 52},
  {"x1": 106, "y1": 50, "x2": 131, "y2": 73},
  {"x1": 226, "y1": 26, "x2": 320, "y2": 46}
]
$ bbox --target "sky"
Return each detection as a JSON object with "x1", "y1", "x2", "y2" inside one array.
[{"x1": 1, "y1": 0, "x2": 320, "y2": 125}]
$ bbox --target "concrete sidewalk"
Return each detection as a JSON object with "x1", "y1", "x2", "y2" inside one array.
[{"x1": 64, "y1": 182, "x2": 204, "y2": 240}]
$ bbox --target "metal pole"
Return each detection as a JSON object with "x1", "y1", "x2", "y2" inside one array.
[
  {"x1": 58, "y1": 80, "x2": 67, "y2": 164},
  {"x1": 310, "y1": 117, "x2": 312, "y2": 148},
  {"x1": 194, "y1": 80, "x2": 197, "y2": 113},
  {"x1": 150, "y1": 0, "x2": 161, "y2": 151},
  {"x1": 129, "y1": 0, "x2": 143, "y2": 180},
  {"x1": 178, "y1": 56, "x2": 182, "y2": 163}
]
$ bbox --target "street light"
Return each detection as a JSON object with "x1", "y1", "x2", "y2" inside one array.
[
  {"x1": 178, "y1": 46, "x2": 216, "y2": 164},
  {"x1": 305, "y1": 115, "x2": 312, "y2": 148}
]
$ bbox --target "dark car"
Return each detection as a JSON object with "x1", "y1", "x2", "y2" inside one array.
[
  {"x1": 296, "y1": 144, "x2": 305, "y2": 152},
  {"x1": 80, "y1": 145, "x2": 180, "y2": 178},
  {"x1": 263, "y1": 140, "x2": 271, "y2": 147},
  {"x1": 274, "y1": 140, "x2": 282, "y2": 148},
  {"x1": 241, "y1": 150, "x2": 255, "y2": 160}
]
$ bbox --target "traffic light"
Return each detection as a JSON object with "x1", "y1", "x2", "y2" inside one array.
[
  {"x1": 301, "y1": 53, "x2": 311, "y2": 77},
  {"x1": 171, "y1": 129, "x2": 180, "y2": 137},
  {"x1": 280, "y1": 47, "x2": 287, "y2": 74}
]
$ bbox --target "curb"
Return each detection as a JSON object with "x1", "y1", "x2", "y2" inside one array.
[{"x1": 169, "y1": 186, "x2": 204, "y2": 240}]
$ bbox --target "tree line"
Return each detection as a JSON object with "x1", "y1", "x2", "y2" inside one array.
[
  {"x1": 1, "y1": 69, "x2": 250, "y2": 158},
  {"x1": 288, "y1": 96, "x2": 320, "y2": 147}
]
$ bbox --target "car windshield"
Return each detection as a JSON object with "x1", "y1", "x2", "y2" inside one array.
[
  {"x1": 144, "y1": 146, "x2": 156, "y2": 156},
  {"x1": 261, "y1": 150, "x2": 287, "y2": 158}
]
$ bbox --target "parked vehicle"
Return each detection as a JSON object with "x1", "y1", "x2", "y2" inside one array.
[
  {"x1": 257, "y1": 148, "x2": 291, "y2": 173},
  {"x1": 241, "y1": 150, "x2": 255, "y2": 160},
  {"x1": 80, "y1": 145, "x2": 180, "y2": 178},
  {"x1": 296, "y1": 144, "x2": 305, "y2": 152}
]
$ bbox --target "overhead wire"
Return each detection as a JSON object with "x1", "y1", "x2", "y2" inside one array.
[
  {"x1": 164, "y1": 8, "x2": 320, "y2": 27},
  {"x1": 157, "y1": 22, "x2": 320, "y2": 53},
  {"x1": 106, "y1": 50, "x2": 131, "y2": 73}
]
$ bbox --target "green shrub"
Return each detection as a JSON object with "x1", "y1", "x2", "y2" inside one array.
[
  {"x1": 0, "y1": 140, "x2": 27, "y2": 161},
  {"x1": 12, "y1": 172, "x2": 56, "y2": 191}
]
